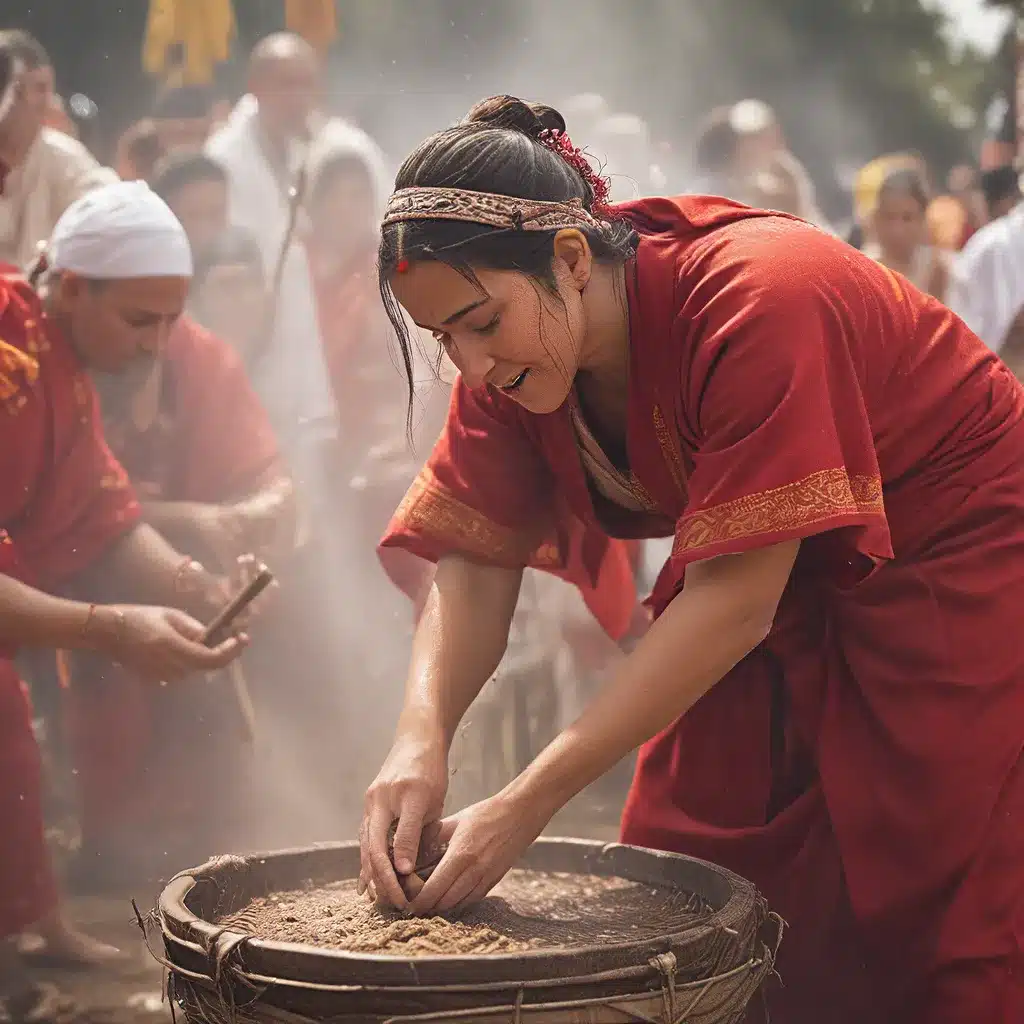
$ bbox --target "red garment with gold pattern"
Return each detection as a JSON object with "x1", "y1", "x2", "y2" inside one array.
[
  {"x1": 0, "y1": 272, "x2": 140, "y2": 937},
  {"x1": 63, "y1": 315, "x2": 281, "y2": 853},
  {"x1": 379, "y1": 197, "x2": 1024, "y2": 1023}
]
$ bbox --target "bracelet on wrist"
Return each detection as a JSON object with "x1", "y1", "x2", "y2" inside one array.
[{"x1": 80, "y1": 603, "x2": 126, "y2": 648}]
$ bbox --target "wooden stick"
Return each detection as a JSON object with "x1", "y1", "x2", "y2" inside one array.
[
  {"x1": 201, "y1": 566, "x2": 274, "y2": 647},
  {"x1": 203, "y1": 566, "x2": 274, "y2": 747},
  {"x1": 228, "y1": 660, "x2": 258, "y2": 745}
]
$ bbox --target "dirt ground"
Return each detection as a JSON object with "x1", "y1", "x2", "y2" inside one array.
[{"x1": 20, "y1": 897, "x2": 168, "y2": 1024}]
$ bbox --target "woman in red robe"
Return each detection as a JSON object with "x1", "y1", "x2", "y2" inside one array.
[{"x1": 360, "y1": 97, "x2": 1024, "y2": 1024}]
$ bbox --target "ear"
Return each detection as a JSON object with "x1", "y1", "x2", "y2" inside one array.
[
  {"x1": 552, "y1": 228, "x2": 593, "y2": 293},
  {"x1": 57, "y1": 271, "x2": 88, "y2": 306}
]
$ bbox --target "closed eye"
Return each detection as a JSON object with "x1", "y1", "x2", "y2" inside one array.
[{"x1": 474, "y1": 314, "x2": 500, "y2": 336}]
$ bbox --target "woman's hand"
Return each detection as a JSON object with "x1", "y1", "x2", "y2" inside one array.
[
  {"x1": 88, "y1": 604, "x2": 246, "y2": 682},
  {"x1": 359, "y1": 726, "x2": 450, "y2": 908},
  {"x1": 403, "y1": 791, "x2": 552, "y2": 915}
]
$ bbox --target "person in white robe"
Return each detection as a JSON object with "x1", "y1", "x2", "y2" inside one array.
[{"x1": 0, "y1": 30, "x2": 115, "y2": 269}]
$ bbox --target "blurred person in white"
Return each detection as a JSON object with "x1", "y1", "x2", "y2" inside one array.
[
  {"x1": 205, "y1": 33, "x2": 372, "y2": 496},
  {"x1": 0, "y1": 31, "x2": 116, "y2": 269},
  {"x1": 948, "y1": 165, "x2": 1024, "y2": 368},
  {"x1": 693, "y1": 99, "x2": 828, "y2": 229},
  {"x1": 863, "y1": 168, "x2": 949, "y2": 302}
]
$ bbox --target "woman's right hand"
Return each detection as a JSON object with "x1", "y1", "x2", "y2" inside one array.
[
  {"x1": 359, "y1": 726, "x2": 450, "y2": 908},
  {"x1": 88, "y1": 604, "x2": 246, "y2": 682}
]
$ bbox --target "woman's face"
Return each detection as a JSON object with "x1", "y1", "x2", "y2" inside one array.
[
  {"x1": 192, "y1": 263, "x2": 268, "y2": 359},
  {"x1": 389, "y1": 242, "x2": 590, "y2": 415},
  {"x1": 873, "y1": 191, "x2": 926, "y2": 260}
]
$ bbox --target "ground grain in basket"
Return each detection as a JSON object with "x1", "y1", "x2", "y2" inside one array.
[{"x1": 218, "y1": 869, "x2": 711, "y2": 956}]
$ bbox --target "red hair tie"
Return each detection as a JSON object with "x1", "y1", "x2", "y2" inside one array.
[
  {"x1": 396, "y1": 258, "x2": 410, "y2": 273},
  {"x1": 538, "y1": 129, "x2": 612, "y2": 216}
]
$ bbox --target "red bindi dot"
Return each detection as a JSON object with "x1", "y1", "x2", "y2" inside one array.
[{"x1": 396, "y1": 258, "x2": 410, "y2": 273}]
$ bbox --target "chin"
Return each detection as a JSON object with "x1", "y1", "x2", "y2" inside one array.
[{"x1": 509, "y1": 378, "x2": 573, "y2": 416}]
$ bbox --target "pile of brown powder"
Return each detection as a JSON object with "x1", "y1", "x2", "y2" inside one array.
[{"x1": 218, "y1": 869, "x2": 710, "y2": 957}]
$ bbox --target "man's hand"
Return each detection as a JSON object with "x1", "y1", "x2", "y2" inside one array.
[{"x1": 84, "y1": 603, "x2": 246, "y2": 681}]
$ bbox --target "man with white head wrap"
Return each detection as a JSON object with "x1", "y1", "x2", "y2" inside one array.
[
  {"x1": 0, "y1": 179, "x2": 249, "y2": 1008},
  {"x1": 53, "y1": 184, "x2": 297, "y2": 886}
]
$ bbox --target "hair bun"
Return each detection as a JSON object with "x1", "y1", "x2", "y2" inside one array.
[{"x1": 464, "y1": 95, "x2": 566, "y2": 139}]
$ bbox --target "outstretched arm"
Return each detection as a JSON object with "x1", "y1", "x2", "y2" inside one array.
[
  {"x1": 360, "y1": 554, "x2": 523, "y2": 908},
  {"x1": 408, "y1": 539, "x2": 799, "y2": 913}
]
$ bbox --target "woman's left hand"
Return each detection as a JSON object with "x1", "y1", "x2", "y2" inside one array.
[{"x1": 404, "y1": 791, "x2": 553, "y2": 915}]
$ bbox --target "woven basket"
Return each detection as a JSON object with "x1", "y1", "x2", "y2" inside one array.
[{"x1": 152, "y1": 839, "x2": 782, "y2": 1024}]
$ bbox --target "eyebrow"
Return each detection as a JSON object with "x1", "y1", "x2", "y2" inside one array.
[{"x1": 412, "y1": 297, "x2": 492, "y2": 333}]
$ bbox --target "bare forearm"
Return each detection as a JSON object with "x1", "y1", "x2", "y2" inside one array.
[
  {"x1": 89, "y1": 523, "x2": 190, "y2": 609},
  {"x1": 0, "y1": 573, "x2": 108, "y2": 651},
  {"x1": 399, "y1": 556, "x2": 522, "y2": 747},
  {"x1": 142, "y1": 500, "x2": 206, "y2": 549}
]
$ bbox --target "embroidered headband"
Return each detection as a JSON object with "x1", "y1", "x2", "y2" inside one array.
[{"x1": 382, "y1": 186, "x2": 605, "y2": 233}]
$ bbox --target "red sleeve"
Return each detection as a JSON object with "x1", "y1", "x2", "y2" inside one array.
[
  {"x1": 378, "y1": 378, "x2": 641, "y2": 640},
  {"x1": 669, "y1": 226, "x2": 893, "y2": 577},
  {"x1": 0, "y1": 281, "x2": 140, "y2": 588},
  {"x1": 380, "y1": 377, "x2": 561, "y2": 570},
  {"x1": 169, "y1": 320, "x2": 284, "y2": 501}
]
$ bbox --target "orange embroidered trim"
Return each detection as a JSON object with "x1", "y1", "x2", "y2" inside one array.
[
  {"x1": 99, "y1": 471, "x2": 130, "y2": 491},
  {"x1": 0, "y1": 338, "x2": 39, "y2": 404},
  {"x1": 653, "y1": 404, "x2": 688, "y2": 502},
  {"x1": 395, "y1": 466, "x2": 553, "y2": 566},
  {"x1": 673, "y1": 468, "x2": 884, "y2": 555}
]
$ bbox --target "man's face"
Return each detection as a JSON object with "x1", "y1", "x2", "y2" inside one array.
[
  {"x1": 21, "y1": 63, "x2": 53, "y2": 123},
  {"x1": 252, "y1": 57, "x2": 320, "y2": 142},
  {"x1": 57, "y1": 273, "x2": 189, "y2": 373},
  {"x1": 0, "y1": 65, "x2": 49, "y2": 165},
  {"x1": 168, "y1": 178, "x2": 229, "y2": 252}
]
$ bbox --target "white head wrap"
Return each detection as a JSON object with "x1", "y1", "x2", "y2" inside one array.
[{"x1": 49, "y1": 180, "x2": 193, "y2": 279}]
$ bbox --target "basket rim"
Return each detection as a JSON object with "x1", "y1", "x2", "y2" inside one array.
[{"x1": 157, "y1": 838, "x2": 773, "y2": 990}]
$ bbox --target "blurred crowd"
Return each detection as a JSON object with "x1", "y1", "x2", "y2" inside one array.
[{"x1": 1, "y1": 11, "x2": 1023, "y2": 975}]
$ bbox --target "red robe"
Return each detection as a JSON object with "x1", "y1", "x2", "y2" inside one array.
[
  {"x1": 63, "y1": 316, "x2": 282, "y2": 852},
  {"x1": 380, "y1": 197, "x2": 1024, "y2": 1023},
  {"x1": 0, "y1": 273, "x2": 140, "y2": 938}
]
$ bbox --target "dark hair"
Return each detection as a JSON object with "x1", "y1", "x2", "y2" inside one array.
[
  {"x1": 0, "y1": 30, "x2": 51, "y2": 71},
  {"x1": 192, "y1": 226, "x2": 265, "y2": 294},
  {"x1": 310, "y1": 149, "x2": 375, "y2": 209},
  {"x1": 379, "y1": 94, "x2": 637, "y2": 424},
  {"x1": 152, "y1": 83, "x2": 214, "y2": 121},
  {"x1": 980, "y1": 164, "x2": 1021, "y2": 208},
  {"x1": 694, "y1": 107, "x2": 738, "y2": 175},
  {"x1": 877, "y1": 168, "x2": 930, "y2": 213},
  {"x1": 152, "y1": 150, "x2": 227, "y2": 204}
]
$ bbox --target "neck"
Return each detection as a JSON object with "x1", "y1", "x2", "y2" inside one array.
[{"x1": 577, "y1": 262, "x2": 630, "y2": 388}]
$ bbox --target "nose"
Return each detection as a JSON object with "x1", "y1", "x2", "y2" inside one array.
[
  {"x1": 457, "y1": 346, "x2": 497, "y2": 391},
  {"x1": 141, "y1": 317, "x2": 174, "y2": 356}
]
